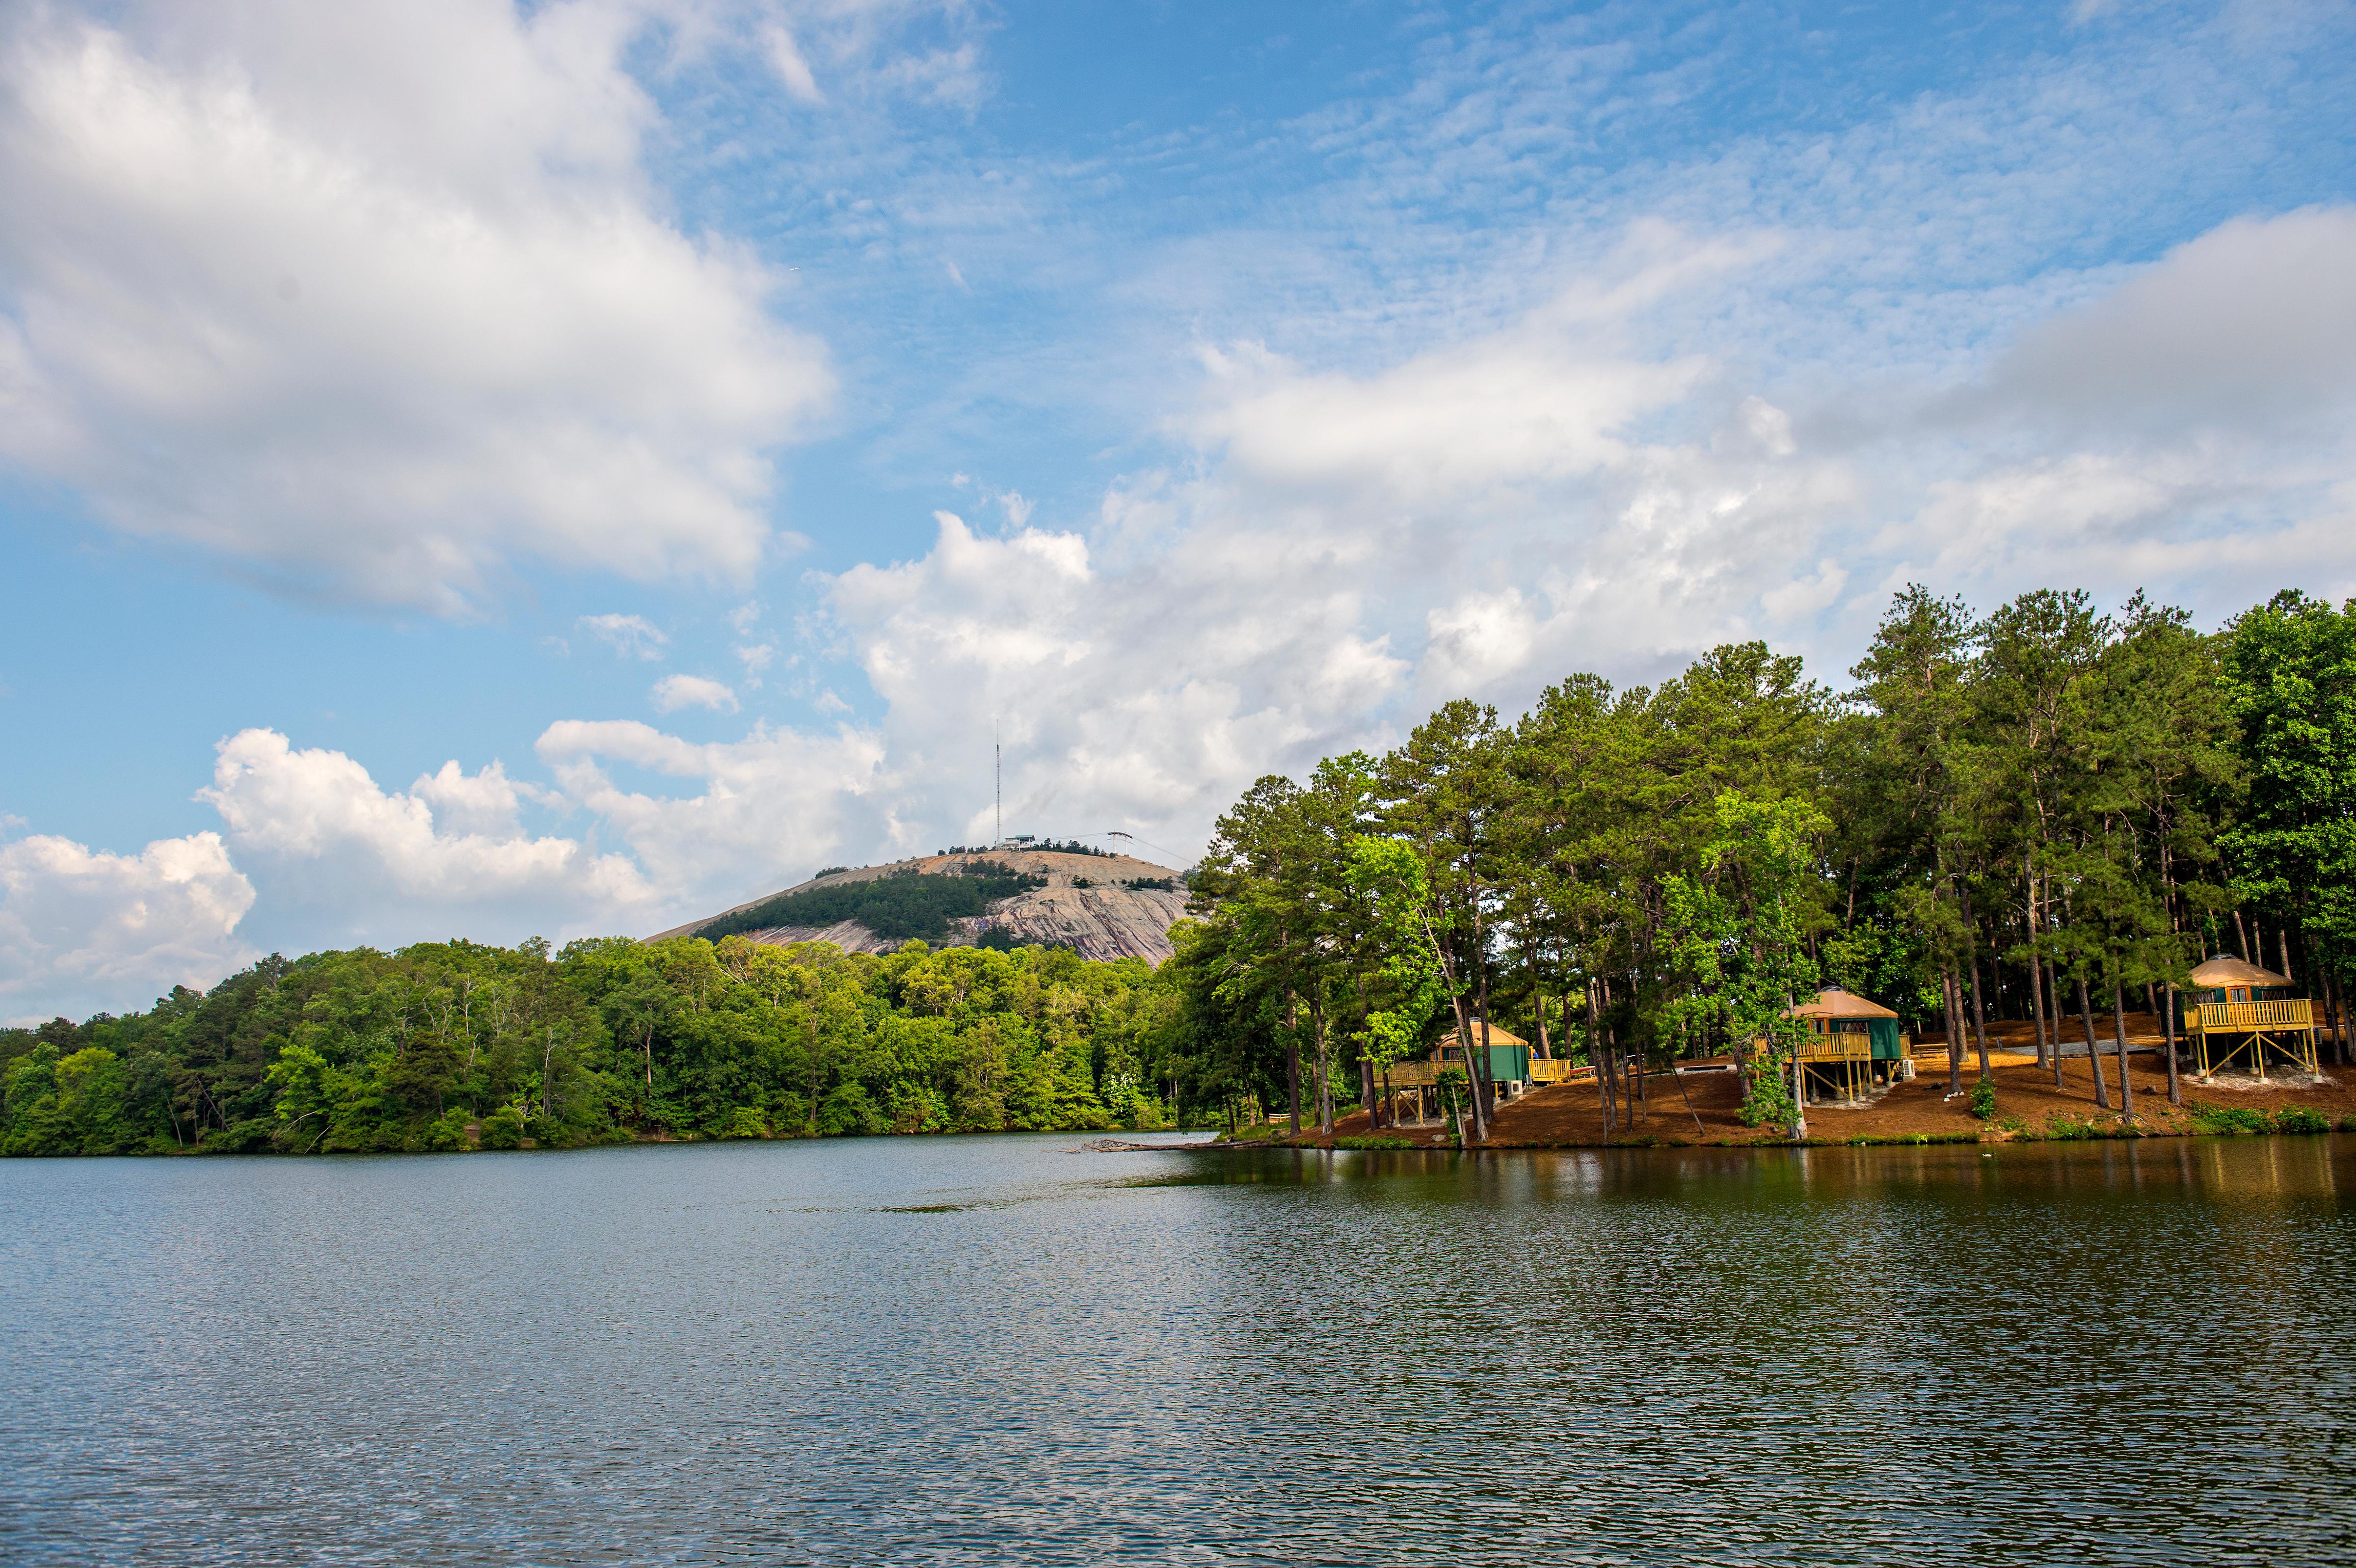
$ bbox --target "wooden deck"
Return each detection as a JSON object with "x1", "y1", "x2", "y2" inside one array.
[
  {"x1": 2189, "y1": 999, "x2": 2315, "y2": 1035},
  {"x1": 2189, "y1": 998, "x2": 2320, "y2": 1079}
]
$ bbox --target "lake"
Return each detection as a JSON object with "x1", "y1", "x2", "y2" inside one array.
[{"x1": 3, "y1": 1134, "x2": 2353, "y2": 1565}]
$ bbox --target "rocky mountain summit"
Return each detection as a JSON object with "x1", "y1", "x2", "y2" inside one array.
[{"x1": 651, "y1": 848, "x2": 1194, "y2": 963}]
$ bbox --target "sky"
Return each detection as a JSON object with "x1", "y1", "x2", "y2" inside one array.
[{"x1": 1, "y1": 0, "x2": 2353, "y2": 1022}]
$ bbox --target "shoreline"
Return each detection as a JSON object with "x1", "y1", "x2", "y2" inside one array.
[{"x1": 1212, "y1": 1046, "x2": 2356, "y2": 1152}]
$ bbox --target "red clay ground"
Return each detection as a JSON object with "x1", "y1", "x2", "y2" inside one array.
[{"x1": 1252, "y1": 1014, "x2": 2356, "y2": 1148}]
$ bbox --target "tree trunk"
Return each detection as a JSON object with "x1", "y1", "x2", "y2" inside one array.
[
  {"x1": 1472, "y1": 936, "x2": 1499, "y2": 1127},
  {"x1": 2280, "y1": 926, "x2": 2296, "y2": 986},
  {"x1": 2328, "y1": 969, "x2": 2348, "y2": 1066},
  {"x1": 2045, "y1": 957, "x2": 2066, "y2": 1089},
  {"x1": 1446, "y1": 989, "x2": 1490, "y2": 1143},
  {"x1": 1285, "y1": 994, "x2": 1302, "y2": 1136},
  {"x1": 2026, "y1": 878, "x2": 2051, "y2": 1069},
  {"x1": 1790, "y1": 1040, "x2": 1808, "y2": 1140},
  {"x1": 1942, "y1": 969, "x2": 1963, "y2": 1094},
  {"x1": 1533, "y1": 984, "x2": 1552, "y2": 1060},
  {"x1": 1313, "y1": 993, "x2": 1334, "y2": 1137},
  {"x1": 1588, "y1": 984, "x2": 1615, "y2": 1136},
  {"x1": 1360, "y1": 1058, "x2": 1379, "y2": 1128},
  {"x1": 2111, "y1": 978, "x2": 2135, "y2": 1117},
  {"x1": 2078, "y1": 973, "x2": 2110, "y2": 1109},
  {"x1": 1969, "y1": 959, "x2": 1991, "y2": 1081},
  {"x1": 2164, "y1": 982, "x2": 2181, "y2": 1106},
  {"x1": 2233, "y1": 908, "x2": 2251, "y2": 962}
]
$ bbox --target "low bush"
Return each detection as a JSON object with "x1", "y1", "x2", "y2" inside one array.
[
  {"x1": 2189, "y1": 1103, "x2": 2274, "y2": 1136},
  {"x1": 2274, "y1": 1106, "x2": 2331, "y2": 1135},
  {"x1": 1968, "y1": 1079, "x2": 1997, "y2": 1120},
  {"x1": 1333, "y1": 1134, "x2": 1418, "y2": 1150},
  {"x1": 716, "y1": 1106, "x2": 771, "y2": 1140},
  {"x1": 477, "y1": 1104, "x2": 526, "y2": 1149}
]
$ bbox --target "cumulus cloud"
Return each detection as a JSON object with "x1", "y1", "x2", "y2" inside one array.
[
  {"x1": 828, "y1": 510, "x2": 1409, "y2": 848},
  {"x1": 535, "y1": 717, "x2": 889, "y2": 901},
  {"x1": 198, "y1": 729, "x2": 656, "y2": 949},
  {"x1": 0, "y1": 1, "x2": 832, "y2": 613},
  {"x1": 0, "y1": 831, "x2": 257, "y2": 1024},
  {"x1": 652, "y1": 674, "x2": 739, "y2": 713}
]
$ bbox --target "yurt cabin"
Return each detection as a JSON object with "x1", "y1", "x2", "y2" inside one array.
[
  {"x1": 2177, "y1": 956, "x2": 2320, "y2": 1080},
  {"x1": 1787, "y1": 987, "x2": 1911, "y2": 1104},
  {"x1": 1379, "y1": 1025, "x2": 1537, "y2": 1123}
]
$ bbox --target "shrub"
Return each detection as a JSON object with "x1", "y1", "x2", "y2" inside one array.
[
  {"x1": 1968, "y1": 1079, "x2": 1997, "y2": 1120},
  {"x1": 477, "y1": 1104, "x2": 526, "y2": 1149},
  {"x1": 716, "y1": 1106, "x2": 770, "y2": 1140},
  {"x1": 2189, "y1": 1103, "x2": 2274, "y2": 1136},
  {"x1": 2275, "y1": 1106, "x2": 2331, "y2": 1135},
  {"x1": 818, "y1": 1082, "x2": 888, "y2": 1137},
  {"x1": 1334, "y1": 1134, "x2": 1417, "y2": 1150}
]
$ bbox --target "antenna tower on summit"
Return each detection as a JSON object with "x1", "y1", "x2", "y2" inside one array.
[{"x1": 994, "y1": 737, "x2": 1002, "y2": 849}]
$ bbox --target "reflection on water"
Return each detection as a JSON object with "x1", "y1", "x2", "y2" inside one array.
[{"x1": 3, "y1": 1135, "x2": 2353, "y2": 1565}]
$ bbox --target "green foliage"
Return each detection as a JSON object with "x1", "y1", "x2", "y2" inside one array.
[
  {"x1": 2274, "y1": 1106, "x2": 2331, "y2": 1135},
  {"x1": 2188, "y1": 1102, "x2": 2274, "y2": 1135},
  {"x1": 1662, "y1": 792, "x2": 1827, "y2": 1130},
  {"x1": 716, "y1": 1105, "x2": 771, "y2": 1140},
  {"x1": 478, "y1": 1104, "x2": 527, "y2": 1149},
  {"x1": 1968, "y1": 1078, "x2": 1997, "y2": 1120},
  {"x1": 8, "y1": 930, "x2": 1184, "y2": 1158},
  {"x1": 1333, "y1": 1134, "x2": 1418, "y2": 1150},
  {"x1": 694, "y1": 864, "x2": 1047, "y2": 945}
]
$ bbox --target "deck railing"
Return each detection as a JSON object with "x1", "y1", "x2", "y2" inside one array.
[
  {"x1": 1796, "y1": 1035, "x2": 1874, "y2": 1061},
  {"x1": 2191, "y1": 999, "x2": 2314, "y2": 1034},
  {"x1": 1529, "y1": 1058, "x2": 1590, "y2": 1083}
]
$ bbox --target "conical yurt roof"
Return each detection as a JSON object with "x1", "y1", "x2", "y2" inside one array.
[
  {"x1": 1787, "y1": 986, "x2": 1900, "y2": 1020},
  {"x1": 2186, "y1": 955, "x2": 2292, "y2": 989}
]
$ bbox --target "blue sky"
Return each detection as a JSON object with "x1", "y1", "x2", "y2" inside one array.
[{"x1": 2, "y1": 0, "x2": 2353, "y2": 1020}]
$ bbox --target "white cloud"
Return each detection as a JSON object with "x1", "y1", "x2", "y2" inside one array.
[
  {"x1": 535, "y1": 717, "x2": 889, "y2": 897},
  {"x1": 0, "y1": 830, "x2": 257, "y2": 1024},
  {"x1": 652, "y1": 673, "x2": 740, "y2": 713},
  {"x1": 734, "y1": 642, "x2": 777, "y2": 685},
  {"x1": 579, "y1": 612, "x2": 669, "y2": 660},
  {"x1": 0, "y1": 1, "x2": 832, "y2": 613},
  {"x1": 827, "y1": 509, "x2": 1408, "y2": 850},
  {"x1": 763, "y1": 22, "x2": 825, "y2": 105},
  {"x1": 198, "y1": 729, "x2": 655, "y2": 948}
]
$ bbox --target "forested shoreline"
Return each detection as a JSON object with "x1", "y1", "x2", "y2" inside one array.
[
  {"x1": 6, "y1": 585, "x2": 2352, "y2": 1156},
  {"x1": 1, "y1": 938, "x2": 1195, "y2": 1155},
  {"x1": 1178, "y1": 586, "x2": 2356, "y2": 1141}
]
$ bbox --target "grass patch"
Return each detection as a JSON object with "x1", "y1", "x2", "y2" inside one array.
[
  {"x1": 2188, "y1": 1102, "x2": 2275, "y2": 1136},
  {"x1": 1333, "y1": 1134, "x2": 1419, "y2": 1151}
]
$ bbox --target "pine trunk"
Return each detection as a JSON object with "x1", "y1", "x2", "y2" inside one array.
[
  {"x1": 2078, "y1": 974, "x2": 2110, "y2": 1109},
  {"x1": 2026, "y1": 878, "x2": 2051, "y2": 1069},
  {"x1": 1285, "y1": 994, "x2": 1302, "y2": 1136},
  {"x1": 2111, "y1": 978, "x2": 2135, "y2": 1117},
  {"x1": 2046, "y1": 957, "x2": 2066, "y2": 1089},
  {"x1": 2164, "y1": 983, "x2": 2181, "y2": 1105},
  {"x1": 1969, "y1": 959, "x2": 1991, "y2": 1081},
  {"x1": 1942, "y1": 969, "x2": 1963, "y2": 1095}
]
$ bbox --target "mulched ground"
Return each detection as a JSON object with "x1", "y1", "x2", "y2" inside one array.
[{"x1": 1256, "y1": 1017, "x2": 2356, "y2": 1149}]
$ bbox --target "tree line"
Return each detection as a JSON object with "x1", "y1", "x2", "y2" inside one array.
[
  {"x1": 0, "y1": 937, "x2": 1192, "y2": 1156},
  {"x1": 1169, "y1": 587, "x2": 2356, "y2": 1141}
]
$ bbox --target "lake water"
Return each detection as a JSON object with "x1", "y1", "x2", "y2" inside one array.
[{"x1": 3, "y1": 1134, "x2": 2353, "y2": 1565}]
